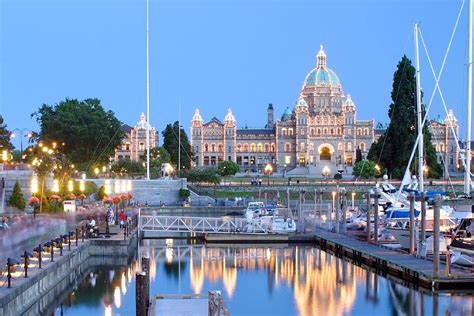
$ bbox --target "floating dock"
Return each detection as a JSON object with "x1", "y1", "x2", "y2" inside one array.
[
  {"x1": 204, "y1": 233, "x2": 314, "y2": 243},
  {"x1": 312, "y1": 228, "x2": 474, "y2": 291}
]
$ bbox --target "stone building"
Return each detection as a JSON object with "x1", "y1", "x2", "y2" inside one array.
[
  {"x1": 190, "y1": 46, "x2": 375, "y2": 173},
  {"x1": 428, "y1": 109, "x2": 460, "y2": 172},
  {"x1": 114, "y1": 113, "x2": 159, "y2": 162}
]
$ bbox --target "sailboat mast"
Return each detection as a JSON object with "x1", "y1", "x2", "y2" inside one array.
[
  {"x1": 146, "y1": 0, "x2": 151, "y2": 180},
  {"x1": 415, "y1": 23, "x2": 424, "y2": 192},
  {"x1": 466, "y1": 0, "x2": 473, "y2": 194},
  {"x1": 178, "y1": 104, "x2": 181, "y2": 173}
]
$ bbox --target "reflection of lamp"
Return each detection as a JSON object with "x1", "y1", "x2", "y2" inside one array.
[
  {"x1": 52, "y1": 179, "x2": 59, "y2": 193},
  {"x1": 351, "y1": 192, "x2": 355, "y2": 209},
  {"x1": 79, "y1": 180, "x2": 85, "y2": 192},
  {"x1": 67, "y1": 180, "x2": 73, "y2": 192},
  {"x1": 332, "y1": 191, "x2": 336, "y2": 214},
  {"x1": 105, "y1": 179, "x2": 111, "y2": 195}
]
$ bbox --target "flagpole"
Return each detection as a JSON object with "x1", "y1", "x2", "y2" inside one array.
[{"x1": 146, "y1": 0, "x2": 151, "y2": 179}]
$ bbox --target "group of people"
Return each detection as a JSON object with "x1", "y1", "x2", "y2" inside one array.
[{"x1": 250, "y1": 177, "x2": 263, "y2": 186}]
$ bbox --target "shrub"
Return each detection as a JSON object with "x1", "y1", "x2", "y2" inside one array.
[{"x1": 9, "y1": 180, "x2": 26, "y2": 211}]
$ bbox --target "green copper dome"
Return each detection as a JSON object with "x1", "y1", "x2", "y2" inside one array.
[{"x1": 304, "y1": 68, "x2": 340, "y2": 87}]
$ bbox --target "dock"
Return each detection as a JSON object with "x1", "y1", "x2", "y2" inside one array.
[
  {"x1": 312, "y1": 228, "x2": 474, "y2": 291},
  {"x1": 146, "y1": 292, "x2": 230, "y2": 316}
]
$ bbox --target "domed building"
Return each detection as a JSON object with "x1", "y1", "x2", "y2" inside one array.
[{"x1": 190, "y1": 47, "x2": 375, "y2": 174}]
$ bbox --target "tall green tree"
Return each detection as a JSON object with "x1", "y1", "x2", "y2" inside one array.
[
  {"x1": 218, "y1": 160, "x2": 240, "y2": 177},
  {"x1": 0, "y1": 115, "x2": 14, "y2": 152},
  {"x1": 367, "y1": 56, "x2": 442, "y2": 178},
  {"x1": 9, "y1": 181, "x2": 26, "y2": 211},
  {"x1": 149, "y1": 147, "x2": 171, "y2": 178},
  {"x1": 111, "y1": 159, "x2": 145, "y2": 177},
  {"x1": 162, "y1": 121, "x2": 193, "y2": 171},
  {"x1": 32, "y1": 98, "x2": 125, "y2": 164},
  {"x1": 352, "y1": 160, "x2": 380, "y2": 178}
]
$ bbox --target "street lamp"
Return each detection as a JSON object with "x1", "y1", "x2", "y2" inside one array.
[
  {"x1": 52, "y1": 179, "x2": 59, "y2": 193},
  {"x1": 67, "y1": 180, "x2": 74, "y2": 193},
  {"x1": 264, "y1": 163, "x2": 273, "y2": 185},
  {"x1": 1, "y1": 150, "x2": 9, "y2": 162},
  {"x1": 351, "y1": 192, "x2": 355, "y2": 209},
  {"x1": 10, "y1": 128, "x2": 31, "y2": 163},
  {"x1": 331, "y1": 191, "x2": 336, "y2": 219},
  {"x1": 31, "y1": 177, "x2": 39, "y2": 218},
  {"x1": 79, "y1": 180, "x2": 85, "y2": 192},
  {"x1": 94, "y1": 167, "x2": 99, "y2": 177},
  {"x1": 375, "y1": 164, "x2": 381, "y2": 175},
  {"x1": 322, "y1": 166, "x2": 330, "y2": 179}
]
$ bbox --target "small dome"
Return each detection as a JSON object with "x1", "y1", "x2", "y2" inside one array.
[
  {"x1": 344, "y1": 94, "x2": 355, "y2": 107},
  {"x1": 224, "y1": 107, "x2": 236, "y2": 123},
  {"x1": 445, "y1": 109, "x2": 457, "y2": 124},
  {"x1": 281, "y1": 107, "x2": 293, "y2": 121},
  {"x1": 296, "y1": 97, "x2": 308, "y2": 109},
  {"x1": 136, "y1": 113, "x2": 151, "y2": 130},
  {"x1": 192, "y1": 108, "x2": 203, "y2": 122}
]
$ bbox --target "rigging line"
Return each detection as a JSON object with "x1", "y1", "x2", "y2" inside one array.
[
  {"x1": 89, "y1": 126, "x2": 123, "y2": 168},
  {"x1": 85, "y1": 125, "x2": 107, "y2": 172},
  {"x1": 376, "y1": 31, "x2": 412, "y2": 165},
  {"x1": 171, "y1": 124, "x2": 193, "y2": 162},
  {"x1": 419, "y1": 25, "x2": 467, "y2": 170}
]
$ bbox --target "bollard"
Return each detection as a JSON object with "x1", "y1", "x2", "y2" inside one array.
[
  {"x1": 59, "y1": 239, "x2": 63, "y2": 256},
  {"x1": 82, "y1": 226, "x2": 85, "y2": 242},
  {"x1": 373, "y1": 189, "x2": 379, "y2": 244},
  {"x1": 23, "y1": 251, "x2": 28, "y2": 278},
  {"x1": 409, "y1": 193, "x2": 416, "y2": 254},
  {"x1": 7, "y1": 258, "x2": 12, "y2": 288},
  {"x1": 68, "y1": 233, "x2": 71, "y2": 251},
  {"x1": 420, "y1": 192, "x2": 427, "y2": 242},
  {"x1": 76, "y1": 228, "x2": 79, "y2": 246},
  {"x1": 38, "y1": 244, "x2": 42, "y2": 269},
  {"x1": 342, "y1": 194, "x2": 347, "y2": 233},
  {"x1": 141, "y1": 256, "x2": 150, "y2": 311},
  {"x1": 136, "y1": 272, "x2": 147, "y2": 316},
  {"x1": 366, "y1": 192, "x2": 371, "y2": 242},
  {"x1": 433, "y1": 194, "x2": 441, "y2": 277},
  {"x1": 51, "y1": 240, "x2": 54, "y2": 262},
  {"x1": 124, "y1": 229, "x2": 127, "y2": 240}
]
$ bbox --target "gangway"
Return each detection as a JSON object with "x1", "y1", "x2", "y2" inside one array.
[{"x1": 139, "y1": 215, "x2": 269, "y2": 235}]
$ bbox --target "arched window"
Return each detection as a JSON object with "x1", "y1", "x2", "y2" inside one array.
[
  {"x1": 310, "y1": 128, "x2": 315, "y2": 136},
  {"x1": 337, "y1": 128, "x2": 341, "y2": 134},
  {"x1": 250, "y1": 143, "x2": 256, "y2": 152},
  {"x1": 271, "y1": 143, "x2": 275, "y2": 152},
  {"x1": 330, "y1": 128, "x2": 334, "y2": 135},
  {"x1": 243, "y1": 144, "x2": 249, "y2": 152},
  {"x1": 364, "y1": 128, "x2": 369, "y2": 135},
  {"x1": 257, "y1": 143, "x2": 263, "y2": 152},
  {"x1": 218, "y1": 144, "x2": 223, "y2": 152},
  {"x1": 360, "y1": 143, "x2": 366, "y2": 151},
  {"x1": 264, "y1": 144, "x2": 270, "y2": 152},
  {"x1": 282, "y1": 128, "x2": 287, "y2": 136},
  {"x1": 300, "y1": 129, "x2": 304, "y2": 135},
  {"x1": 317, "y1": 128, "x2": 321, "y2": 135},
  {"x1": 323, "y1": 128, "x2": 328, "y2": 135},
  {"x1": 211, "y1": 144, "x2": 216, "y2": 152},
  {"x1": 288, "y1": 128, "x2": 294, "y2": 136},
  {"x1": 139, "y1": 142, "x2": 145, "y2": 150},
  {"x1": 237, "y1": 144, "x2": 242, "y2": 152},
  {"x1": 347, "y1": 142, "x2": 352, "y2": 151},
  {"x1": 285, "y1": 143, "x2": 291, "y2": 152},
  {"x1": 204, "y1": 144, "x2": 209, "y2": 152}
]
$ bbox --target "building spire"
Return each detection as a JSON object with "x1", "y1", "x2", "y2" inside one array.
[{"x1": 317, "y1": 44, "x2": 327, "y2": 68}]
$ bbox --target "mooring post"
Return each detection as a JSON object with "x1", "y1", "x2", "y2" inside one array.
[
  {"x1": 373, "y1": 189, "x2": 379, "y2": 243},
  {"x1": 68, "y1": 232, "x2": 71, "y2": 251},
  {"x1": 366, "y1": 192, "x2": 371, "y2": 242},
  {"x1": 409, "y1": 193, "x2": 416, "y2": 254},
  {"x1": 24, "y1": 251, "x2": 28, "y2": 278},
  {"x1": 420, "y1": 192, "x2": 427, "y2": 242},
  {"x1": 7, "y1": 258, "x2": 12, "y2": 288},
  {"x1": 50, "y1": 239, "x2": 54, "y2": 262},
  {"x1": 141, "y1": 256, "x2": 150, "y2": 311},
  {"x1": 38, "y1": 244, "x2": 42, "y2": 269},
  {"x1": 342, "y1": 193, "x2": 347, "y2": 233},
  {"x1": 135, "y1": 271, "x2": 147, "y2": 316},
  {"x1": 433, "y1": 194, "x2": 441, "y2": 277},
  {"x1": 75, "y1": 227, "x2": 79, "y2": 247}
]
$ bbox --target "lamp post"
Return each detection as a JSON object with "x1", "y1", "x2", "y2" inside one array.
[
  {"x1": 10, "y1": 128, "x2": 31, "y2": 163},
  {"x1": 351, "y1": 192, "x2": 355, "y2": 210},
  {"x1": 52, "y1": 179, "x2": 60, "y2": 212},
  {"x1": 264, "y1": 163, "x2": 273, "y2": 186}
]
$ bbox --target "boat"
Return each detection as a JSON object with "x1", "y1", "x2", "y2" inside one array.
[
  {"x1": 269, "y1": 217, "x2": 296, "y2": 234},
  {"x1": 450, "y1": 251, "x2": 474, "y2": 266},
  {"x1": 244, "y1": 202, "x2": 265, "y2": 221}
]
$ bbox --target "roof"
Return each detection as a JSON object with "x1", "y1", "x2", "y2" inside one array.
[
  {"x1": 304, "y1": 67, "x2": 340, "y2": 87},
  {"x1": 237, "y1": 128, "x2": 275, "y2": 136},
  {"x1": 121, "y1": 124, "x2": 133, "y2": 133},
  {"x1": 204, "y1": 117, "x2": 223, "y2": 126}
]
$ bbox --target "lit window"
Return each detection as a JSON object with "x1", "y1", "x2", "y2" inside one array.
[{"x1": 285, "y1": 156, "x2": 291, "y2": 164}]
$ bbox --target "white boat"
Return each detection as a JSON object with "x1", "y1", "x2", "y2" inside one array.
[
  {"x1": 451, "y1": 251, "x2": 474, "y2": 266},
  {"x1": 244, "y1": 202, "x2": 265, "y2": 221},
  {"x1": 269, "y1": 217, "x2": 296, "y2": 234}
]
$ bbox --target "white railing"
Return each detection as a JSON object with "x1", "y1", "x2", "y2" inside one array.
[{"x1": 140, "y1": 215, "x2": 269, "y2": 234}]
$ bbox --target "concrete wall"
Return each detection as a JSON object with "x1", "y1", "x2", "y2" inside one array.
[
  {"x1": 90, "y1": 178, "x2": 187, "y2": 206},
  {"x1": 0, "y1": 232, "x2": 138, "y2": 316},
  {"x1": 0, "y1": 170, "x2": 34, "y2": 213}
]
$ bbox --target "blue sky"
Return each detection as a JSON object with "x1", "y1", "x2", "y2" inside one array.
[{"x1": 0, "y1": 0, "x2": 471, "y2": 148}]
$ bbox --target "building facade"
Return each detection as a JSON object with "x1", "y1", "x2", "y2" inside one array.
[
  {"x1": 190, "y1": 46, "x2": 375, "y2": 172},
  {"x1": 428, "y1": 110, "x2": 460, "y2": 173},
  {"x1": 114, "y1": 113, "x2": 159, "y2": 162}
]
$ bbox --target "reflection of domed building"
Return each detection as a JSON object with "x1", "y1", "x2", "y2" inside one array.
[{"x1": 191, "y1": 46, "x2": 374, "y2": 173}]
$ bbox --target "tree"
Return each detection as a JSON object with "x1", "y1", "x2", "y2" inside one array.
[
  {"x1": 32, "y1": 98, "x2": 125, "y2": 164},
  {"x1": 218, "y1": 160, "x2": 240, "y2": 177},
  {"x1": 367, "y1": 56, "x2": 442, "y2": 178},
  {"x1": 111, "y1": 159, "x2": 145, "y2": 177},
  {"x1": 0, "y1": 115, "x2": 13, "y2": 152},
  {"x1": 9, "y1": 181, "x2": 26, "y2": 211},
  {"x1": 352, "y1": 160, "x2": 380, "y2": 178},
  {"x1": 98, "y1": 185, "x2": 107, "y2": 200},
  {"x1": 162, "y1": 122, "x2": 193, "y2": 171},
  {"x1": 179, "y1": 189, "x2": 191, "y2": 200},
  {"x1": 185, "y1": 168, "x2": 221, "y2": 184},
  {"x1": 149, "y1": 147, "x2": 171, "y2": 178},
  {"x1": 355, "y1": 147, "x2": 362, "y2": 164}
]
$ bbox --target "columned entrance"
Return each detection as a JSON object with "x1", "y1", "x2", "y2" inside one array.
[{"x1": 317, "y1": 143, "x2": 335, "y2": 163}]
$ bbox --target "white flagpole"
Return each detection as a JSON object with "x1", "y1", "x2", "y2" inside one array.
[
  {"x1": 414, "y1": 23, "x2": 424, "y2": 193},
  {"x1": 146, "y1": 0, "x2": 151, "y2": 180},
  {"x1": 465, "y1": 0, "x2": 473, "y2": 194}
]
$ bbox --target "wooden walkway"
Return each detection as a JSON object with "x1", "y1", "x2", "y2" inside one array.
[{"x1": 313, "y1": 228, "x2": 474, "y2": 291}]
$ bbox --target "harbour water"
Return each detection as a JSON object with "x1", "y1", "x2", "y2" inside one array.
[{"x1": 52, "y1": 239, "x2": 474, "y2": 316}]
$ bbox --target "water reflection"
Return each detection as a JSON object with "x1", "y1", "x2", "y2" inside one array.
[{"x1": 54, "y1": 241, "x2": 474, "y2": 316}]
